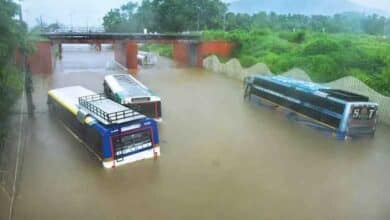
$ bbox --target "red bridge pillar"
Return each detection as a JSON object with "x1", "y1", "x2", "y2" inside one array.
[
  {"x1": 173, "y1": 40, "x2": 234, "y2": 67},
  {"x1": 197, "y1": 41, "x2": 234, "y2": 67},
  {"x1": 15, "y1": 41, "x2": 55, "y2": 74},
  {"x1": 173, "y1": 41, "x2": 190, "y2": 67},
  {"x1": 114, "y1": 40, "x2": 138, "y2": 73}
]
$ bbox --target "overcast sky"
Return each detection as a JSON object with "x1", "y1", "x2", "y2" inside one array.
[{"x1": 20, "y1": 0, "x2": 389, "y2": 28}]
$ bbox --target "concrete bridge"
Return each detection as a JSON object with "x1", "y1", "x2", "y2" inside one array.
[{"x1": 26, "y1": 32, "x2": 234, "y2": 74}]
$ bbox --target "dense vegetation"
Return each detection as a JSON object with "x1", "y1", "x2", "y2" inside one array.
[
  {"x1": 103, "y1": 0, "x2": 227, "y2": 33},
  {"x1": 103, "y1": 1, "x2": 390, "y2": 96},
  {"x1": 103, "y1": 1, "x2": 390, "y2": 35},
  {"x1": 223, "y1": 12, "x2": 390, "y2": 35},
  {"x1": 0, "y1": 0, "x2": 32, "y2": 144},
  {"x1": 203, "y1": 30, "x2": 390, "y2": 96}
]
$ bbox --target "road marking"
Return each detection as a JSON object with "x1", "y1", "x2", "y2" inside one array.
[{"x1": 8, "y1": 90, "x2": 26, "y2": 220}]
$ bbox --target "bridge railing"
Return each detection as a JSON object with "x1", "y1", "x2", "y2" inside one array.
[{"x1": 53, "y1": 26, "x2": 105, "y2": 33}]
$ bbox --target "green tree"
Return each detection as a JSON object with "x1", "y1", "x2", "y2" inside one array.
[
  {"x1": 361, "y1": 14, "x2": 386, "y2": 35},
  {"x1": 135, "y1": 0, "x2": 157, "y2": 31},
  {"x1": 103, "y1": 9, "x2": 125, "y2": 32},
  {"x1": 0, "y1": 0, "x2": 33, "y2": 143},
  {"x1": 102, "y1": 0, "x2": 228, "y2": 33}
]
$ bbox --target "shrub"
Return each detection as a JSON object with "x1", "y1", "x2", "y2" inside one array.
[
  {"x1": 279, "y1": 31, "x2": 306, "y2": 43},
  {"x1": 303, "y1": 39, "x2": 341, "y2": 56},
  {"x1": 301, "y1": 55, "x2": 343, "y2": 82},
  {"x1": 269, "y1": 40, "x2": 292, "y2": 54},
  {"x1": 262, "y1": 52, "x2": 280, "y2": 73},
  {"x1": 239, "y1": 55, "x2": 258, "y2": 68}
]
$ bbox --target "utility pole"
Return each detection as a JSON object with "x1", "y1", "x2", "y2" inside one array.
[
  {"x1": 39, "y1": 15, "x2": 44, "y2": 32},
  {"x1": 86, "y1": 16, "x2": 89, "y2": 32},
  {"x1": 69, "y1": 13, "x2": 73, "y2": 32},
  {"x1": 25, "y1": 64, "x2": 35, "y2": 118},
  {"x1": 223, "y1": 12, "x2": 226, "y2": 31}
]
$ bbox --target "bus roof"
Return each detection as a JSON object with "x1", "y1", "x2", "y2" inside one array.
[
  {"x1": 265, "y1": 76, "x2": 329, "y2": 93},
  {"x1": 49, "y1": 86, "x2": 145, "y2": 125},
  {"x1": 251, "y1": 75, "x2": 371, "y2": 103},
  {"x1": 104, "y1": 74, "x2": 156, "y2": 100},
  {"x1": 48, "y1": 86, "x2": 95, "y2": 114},
  {"x1": 78, "y1": 94, "x2": 145, "y2": 125}
]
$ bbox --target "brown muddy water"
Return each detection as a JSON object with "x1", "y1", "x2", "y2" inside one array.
[{"x1": 8, "y1": 45, "x2": 390, "y2": 220}]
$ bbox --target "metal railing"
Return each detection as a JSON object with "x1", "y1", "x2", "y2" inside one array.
[
  {"x1": 53, "y1": 26, "x2": 105, "y2": 33},
  {"x1": 78, "y1": 94, "x2": 138, "y2": 124}
]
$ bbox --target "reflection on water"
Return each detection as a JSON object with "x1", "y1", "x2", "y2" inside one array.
[{"x1": 13, "y1": 47, "x2": 390, "y2": 220}]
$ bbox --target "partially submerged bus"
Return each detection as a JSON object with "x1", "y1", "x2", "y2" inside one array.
[
  {"x1": 103, "y1": 74, "x2": 162, "y2": 121},
  {"x1": 244, "y1": 75, "x2": 378, "y2": 139},
  {"x1": 137, "y1": 51, "x2": 158, "y2": 66},
  {"x1": 47, "y1": 86, "x2": 160, "y2": 168}
]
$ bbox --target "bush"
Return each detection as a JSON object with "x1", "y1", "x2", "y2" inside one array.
[
  {"x1": 279, "y1": 31, "x2": 306, "y2": 43},
  {"x1": 239, "y1": 55, "x2": 258, "y2": 68},
  {"x1": 301, "y1": 55, "x2": 343, "y2": 82},
  {"x1": 293, "y1": 32, "x2": 306, "y2": 44},
  {"x1": 303, "y1": 39, "x2": 341, "y2": 55},
  {"x1": 269, "y1": 40, "x2": 292, "y2": 54}
]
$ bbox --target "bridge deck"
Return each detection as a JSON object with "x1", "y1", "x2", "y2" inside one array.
[{"x1": 42, "y1": 32, "x2": 201, "y2": 42}]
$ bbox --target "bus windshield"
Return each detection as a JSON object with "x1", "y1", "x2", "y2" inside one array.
[{"x1": 112, "y1": 129, "x2": 153, "y2": 158}]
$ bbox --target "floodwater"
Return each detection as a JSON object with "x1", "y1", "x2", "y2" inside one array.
[{"x1": 9, "y1": 45, "x2": 390, "y2": 219}]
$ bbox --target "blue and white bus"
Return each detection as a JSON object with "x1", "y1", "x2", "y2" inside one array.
[
  {"x1": 103, "y1": 74, "x2": 162, "y2": 121},
  {"x1": 244, "y1": 75, "x2": 378, "y2": 139},
  {"x1": 47, "y1": 86, "x2": 160, "y2": 168}
]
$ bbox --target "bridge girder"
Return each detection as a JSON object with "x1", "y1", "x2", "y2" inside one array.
[{"x1": 42, "y1": 32, "x2": 201, "y2": 44}]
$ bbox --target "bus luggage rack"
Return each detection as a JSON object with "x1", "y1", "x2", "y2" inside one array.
[{"x1": 78, "y1": 94, "x2": 142, "y2": 124}]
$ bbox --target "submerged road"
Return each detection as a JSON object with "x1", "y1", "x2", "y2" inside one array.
[{"x1": 7, "y1": 46, "x2": 390, "y2": 219}]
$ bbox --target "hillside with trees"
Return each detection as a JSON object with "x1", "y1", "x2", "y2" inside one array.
[{"x1": 102, "y1": 0, "x2": 390, "y2": 96}]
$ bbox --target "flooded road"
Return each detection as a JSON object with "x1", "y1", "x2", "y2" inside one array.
[{"x1": 10, "y1": 46, "x2": 390, "y2": 220}]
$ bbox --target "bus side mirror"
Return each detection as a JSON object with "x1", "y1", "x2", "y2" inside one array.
[{"x1": 77, "y1": 109, "x2": 89, "y2": 124}]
